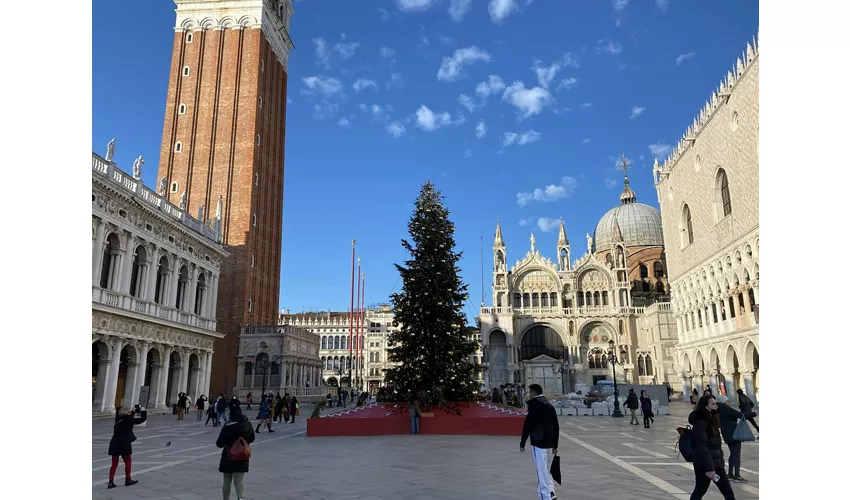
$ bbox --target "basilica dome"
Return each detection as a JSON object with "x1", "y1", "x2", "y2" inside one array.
[{"x1": 593, "y1": 178, "x2": 664, "y2": 252}]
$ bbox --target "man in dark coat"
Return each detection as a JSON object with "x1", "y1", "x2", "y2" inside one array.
[
  {"x1": 625, "y1": 389, "x2": 639, "y2": 425},
  {"x1": 735, "y1": 389, "x2": 758, "y2": 432},
  {"x1": 215, "y1": 395, "x2": 227, "y2": 426},
  {"x1": 520, "y1": 384, "x2": 559, "y2": 500},
  {"x1": 716, "y1": 395, "x2": 746, "y2": 483},
  {"x1": 107, "y1": 407, "x2": 147, "y2": 488},
  {"x1": 688, "y1": 395, "x2": 737, "y2": 499},
  {"x1": 177, "y1": 392, "x2": 188, "y2": 420},
  {"x1": 196, "y1": 394, "x2": 207, "y2": 421},
  {"x1": 216, "y1": 406, "x2": 256, "y2": 500}
]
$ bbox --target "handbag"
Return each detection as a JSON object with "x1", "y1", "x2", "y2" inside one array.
[
  {"x1": 732, "y1": 417, "x2": 756, "y2": 442},
  {"x1": 227, "y1": 436, "x2": 252, "y2": 461}
]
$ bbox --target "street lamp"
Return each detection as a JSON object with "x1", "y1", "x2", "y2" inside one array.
[
  {"x1": 551, "y1": 359, "x2": 569, "y2": 395},
  {"x1": 255, "y1": 354, "x2": 270, "y2": 397},
  {"x1": 608, "y1": 339, "x2": 628, "y2": 418}
]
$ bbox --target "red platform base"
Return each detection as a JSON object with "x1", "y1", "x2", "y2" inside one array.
[{"x1": 306, "y1": 402, "x2": 527, "y2": 437}]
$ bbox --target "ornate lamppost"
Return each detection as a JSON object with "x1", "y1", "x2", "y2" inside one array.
[
  {"x1": 255, "y1": 355, "x2": 270, "y2": 397},
  {"x1": 608, "y1": 339, "x2": 627, "y2": 418},
  {"x1": 552, "y1": 358, "x2": 570, "y2": 395}
]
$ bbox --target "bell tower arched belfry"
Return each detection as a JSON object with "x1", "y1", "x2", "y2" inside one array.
[
  {"x1": 557, "y1": 217, "x2": 570, "y2": 271},
  {"x1": 492, "y1": 219, "x2": 508, "y2": 308}
]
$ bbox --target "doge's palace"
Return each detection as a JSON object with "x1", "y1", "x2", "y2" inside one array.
[
  {"x1": 653, "y1": 36, "x2": 760, "y2": 402},
  {"x1": 92, "y1": 148, "x2": 227, "y2": 414}
]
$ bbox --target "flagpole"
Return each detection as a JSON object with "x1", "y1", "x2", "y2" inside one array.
[
  {"x1": 354, "y1": 259, "x2": 362, "y2": 389},
  {"x1": 359, "y1": 272, "x2": 365, "y2": 390},
  {"x1": 348, "y1": 241, "x2": 356, "y2": 389}
]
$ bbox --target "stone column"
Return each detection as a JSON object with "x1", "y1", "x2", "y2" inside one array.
[
  {"x1": 196, "y1": 353, "x2": 207, "y2": 398},
  {"x1": 128, "y1": 344, "x2": 149, "y2": 407},
  {"x1": 145, "y1": 250, "x2": 160, "y2": 302},
  {"x1": 102, "y1": 339, "x2": 125, "y2": 412},
  {"x1": 156, "y1": 346, "x2": 173, "y2": 409},
  {"x1": 280, "y1": 360, "x2": 287, "y2": 392},
  {"x1": 186, "y1": 266, "x2": 198, "y2": 313},
  {"x1": 93, "y1": 220, "x2": 106, "y2": 285},
  {"x1": 741, "y1": 370, "x2": 757, "y2": 405},
  {"x1": 93, "y1": 358, "x2": 110, "y2": 412},
  {"x1": 119, "y1": 235, "x2": 137, "y2": 294},
  {"x1": 179, "y1": 350, "x2": 190, "y2": 393},
  {"x1": 207, "y1": 274, "x2": 219, "y2": 318},
  {"x1": 168, "y1": 258, "x2": 181, "y2": 308},
  {"x1": 236, "y1": 360, "x2": 245, "y2": 390},
  {"x1": 720, "y1": 371, "x2": 736, "y2": 398}
]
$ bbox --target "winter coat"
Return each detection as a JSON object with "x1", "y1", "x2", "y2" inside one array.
[
  {"x1": 738, "y1": 394, "x2": 754, "y2": 414},
  {"x1": 688, "y1": 410, "x2": 725, "y2": 474},
  {"x1": 216, "y1": 416, "x2": 256, "y2": 474},
  {"x1": 108, "y1": 411, "x2": 147, "y2": 456},
  {"x1": 409, "y1": 401, "x2": 422, "y2": 417},
  {"x1": 177, "y1": 394, "x2": 188, "y2": 409},
  {"x1": 215, "y1": 398, "x2": 227, "y2": 412},
  {"x1": 290, "y1": 397, "x2": 299, "y2": 414},
  {"x1": 256, "y1": 400, "x2": 271, "y2": 420},
  {"x1": 625, "y1": 393, "x2": 639, "y2": 410},
  {"x1": 639, "y1": 395, "x2": 653, "y2": 414},
  {"x1": 521, "y1": 396, "x2": 560, "y2": 450},
  {"x1": 717, "y1": 403, "x2": 743, "y2": 445},
  {"x1": 196, "y1": 397, "x2": 207, "y2": 411}
]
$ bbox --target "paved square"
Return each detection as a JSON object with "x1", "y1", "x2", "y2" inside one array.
[{"x1": 92, "y1": 403, "x2": 758, "y2": 499}]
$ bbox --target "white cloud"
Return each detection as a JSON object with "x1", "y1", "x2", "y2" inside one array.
[
  {"x1": 519, "y1": 218, "x2": 534, "y2": 226},
  {"x1": 334, "y1": 41, "x2": 360, "y2": 59},
  {"x1": 353, "y1": 78, "x2": 379, "y2": 92},
  {"x1": 536, "y1": 217, "x2": 560, "y2": 232},
  {"x1": 556, "y1": 77, "x2": 578, "y2": 92},
  {"x1": 476, "y1": 75, "x2": 506, "y2": 99},
  {"x1": 581, "y1": 138, "x2": 591, "y2": 144},
  {"x1": 380, "y1": 46, "x2": 396, "y2": 59},
  {"x1": 415, "y1": 105, "x2": 459, "y2": 131},
  {"x1": 418, "y1": 35, "x2": 430, "y2": 48},
  {"x1": 312, "y1": 101, "x2": 340, "y2": 120},
  {"x1": 489, "y1": 0, "x2": 535, "y2": 22},
  {"x1": 476, "y1": 121, "x2": 487, "y2": 138},
  {"x1": 630, "y1": 106, "x2": 646, "y2": 119},
  {"x1": 396, "y1": 0, "x2": 435, "y2": 11},
  {"x1": 676, "y1": 52, "x2": 696, "y2": 65},
  {"x1": 655, "y1": 0, "x2": 671, "y2": 12},
  {"x1": 458, "y1": 94, "x2": 478, "y2": 112},
  {"x1": 533, "y1": 60, "x2": 561, "y2": 89},
  {"x1": 387, "y1": 122, "x2": 406, "y2": 138},
  {"x1": 338, "y1": 117, "x2": 351, "y2": 128},
  {"x1": 449, "y1": 0, "x2": 473, "y2": 21},
  {"x1": 649, "y1": 142, "x2": 672, "y2": 158},
  {"x1": 502, "y1": 81, "x2": 553, "y2": 119},
  {"x1": 596, "y1": 39, "x2": 623, "y2": 55},
  {"x1": 437, "y1": 46, "x2": 492, "y2": 82},
  {"x1": 562, "y1": 53, "x2": 580, "y2": 68},
  {"x1": 604, "y1": 178, "x2": 618, "y2": 189},
  {"x1": 612, "y1": 0, "x2": 630, "y2": 12},
  {"x1": 378, "y1": 8, "x2": 391, "y2": 21},
  {"x1": 313, "y1": 38, "x2": 330, "y2": 68},
  {"x1": 359, "y1": 103, "x2": 394, "y2": 121},
  {"x1": 502, "y1": 130, "x2": 541, "y2": 150},
  {"x1": 465, "y1": 148, "x2": 473, "y2": 157},
  {"x1": 516, "y1": 176, "x2": 578, "y2": 206},
  {"x1": 386, "y1": 73, "x2": 405, "y2": 90},
  {"x1": 302, "y1": 76, "x2": 343, "y2": 96},
  {"x1": 579, "y1": 102, "x2": 593, "y2": 110}
]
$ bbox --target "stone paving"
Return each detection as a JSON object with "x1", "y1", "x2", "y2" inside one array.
[{"x1": 92, "y1": 402, "x2": 759, "y2": 500}]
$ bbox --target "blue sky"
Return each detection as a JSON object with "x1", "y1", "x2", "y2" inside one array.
[{"x1": 92, "y1": 0, "x2": 758, "y2": 320}]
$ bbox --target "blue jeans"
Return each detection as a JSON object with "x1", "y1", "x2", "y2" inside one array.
[
  {"x1": 217, "y1": 411, "x2": 225, "y2": 425},
  {"x1": 410, "y1": 415, "x2": 420, "y2": 434}
]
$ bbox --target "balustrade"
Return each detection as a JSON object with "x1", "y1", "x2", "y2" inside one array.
[{"x1": 92, "y1": 285, "x2": 217, "y2": 333}]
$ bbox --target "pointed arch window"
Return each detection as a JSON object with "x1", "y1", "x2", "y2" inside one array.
[
  {"x1": 682, "y1": 204, "x2": 694, "y2": 246},
  {"x1": 716, "y1": 168, "x2": 733, "y2": 219}
]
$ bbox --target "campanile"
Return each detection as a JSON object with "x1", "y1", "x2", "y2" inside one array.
[{"x1": 156, "y1": 0, "x2": 294, "y2": 395}]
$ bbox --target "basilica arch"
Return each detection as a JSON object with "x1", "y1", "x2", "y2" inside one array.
[
  {"x1": 516, "y1": 322, "x2": 568, "y2": 395},
  {"x1": 578, "y1": 321, "x2": 619, "y2": 386}
]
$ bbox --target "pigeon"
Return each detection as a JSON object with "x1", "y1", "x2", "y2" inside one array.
[{"x1": 165, "y1": 441, "x2": 171, "y2": 447}]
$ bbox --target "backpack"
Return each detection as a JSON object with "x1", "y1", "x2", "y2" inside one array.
[
  {"x1": 675, "y1": 426, "x2": 694, "y2": 462},
  {"x1": 227, "y1": 436, "x2": 252, "y2": 461}
]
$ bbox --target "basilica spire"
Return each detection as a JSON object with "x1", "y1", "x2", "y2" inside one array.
[
  {"x1": 557, "y1": 217, "x2": 568, "y2": 245},
  {"x1": 617, "y1": 152, "x2": 637, "y2": 205},
  {"x1": 494, "y1": 218, "x2": 504, "y2": 247}
]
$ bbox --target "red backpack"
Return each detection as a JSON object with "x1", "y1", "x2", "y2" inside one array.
[{"x1": 227, "y1": 436, "x2": 251, "y2": 461}]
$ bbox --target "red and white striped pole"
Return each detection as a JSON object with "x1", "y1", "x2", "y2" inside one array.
[
  {"x1": 359, "y1": 272, "x2": 365, "y2": 389},
  {"x1": 348, "y1": 241, "x2": 356, "y2": 387},
  {"x1": 353, "y1": 258, "x2": 361, "y2": 387}
]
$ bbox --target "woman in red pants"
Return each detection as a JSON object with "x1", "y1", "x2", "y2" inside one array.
[{"x1": 106, "y1": 406, "x2": 147, "y2": 489}]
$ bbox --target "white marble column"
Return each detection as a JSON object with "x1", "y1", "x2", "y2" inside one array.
[
  {"x1": 236, "y1": 360, "x2": 245, "y2": 390},
  {"x1": 179, "y1": 350, "x2": 190, "y2": 393},
  {"x1": 93, "y1": 220, "x2": 106, "y2": 285},
  {"x1": 280, "y1": 361, "x2": 287, "y2": 390},
  {"x1": 197, "y1": 353, "x2": 207, "y2": 398},
  {"x1": 102, "y1": 339, "x2": 125, "y2": 412},
  {"x1": 93, "y1": 358, "x2": 110, "y2": 412},
  {"x1": 119, "y1": 235, "x2": 137, "y2": 294},
  {"x1": 145, "y1": 251, "x2": 160, "y2": 302},
  {"x1": 156, "y1": 347, "x2": 173, "y2": 408},
  {"x1": 186, "y1": 266, "x2": 198, "y2": 313},
  {"x1": 127, "y1": 344, "x2": 149, "y2": 407},
  {"x1": 168, "y1": 258, "x2": 181, "y2": 308},
  {"x1": 741, "y1": 370, "x2": 757, "y2": 405},
  {"x1": 203, "y1": 352, "x2": 213, "y2": 397},
  {"x1": 207, "y1": 274, "x2": 219, "y2": 318}
]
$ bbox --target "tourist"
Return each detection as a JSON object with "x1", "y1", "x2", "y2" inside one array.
[
  {"x1": 520, "y1": 384, "x2": 559, "y2": 500},
  {"x1": 282, "y1": 393, "x2": 292, "y2": 422},
  {"x1": 215, "y1": 394, "x2": 227, "y2": 426},
  {"x1": 177, "y1": 392, "x2": 188, "y2": 420},
  {"x1": 688, "y1": 395, "x2": 737, "y2": 499},
  {"x1": 255, "y1": 396, "x2": 273, "y2": 433},
  {"x1": 106, "y1": 406, "x2": 146, "y2": 489},
  {"x1": 245, "y1": 392, "x2": 253, "y2": 410},
  {"x1": 409, "y1": 397, "x2": 422, "y2": 435},
  {"x1": 715, "y1": 395, "x2": 746, "y2": 482},
  {"x1": 206, "y1": 402, "x2": 218, "y2": 427},
  {"x1": 640, "y1": 390, "x2": 653, "y2": 428},
  {"x1": 666, "y1": 383, "x2": 673, "y2": 402},
  {"x1": 196, "y1": 394, "x2": 207, "y2": 421},
  {"x1": 274, "y1": 394, "x2": 285, "y2": 423},
  {"x1": 289, "y1": 395, "x2": 299, "y2": 423},
  {"x1": 691, "y1": 388, "x2": 699, "y2": 405},
  {"x1": 216, "y1": 406, "x2": 255, "y2": 500},
  {"x1": 736, "y1": 389, "x2": 758, "y2": 433},
  {"x1": 342, "y1": 389, "x2": 348, "y2": 408},
  {"x1": 625, "y1": 389, "x2": 639, "y2": 425}
]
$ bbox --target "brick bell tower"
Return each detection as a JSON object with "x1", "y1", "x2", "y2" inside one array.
[{"x1": 156, "y1": 0, "x2": 294, "y2": 395}]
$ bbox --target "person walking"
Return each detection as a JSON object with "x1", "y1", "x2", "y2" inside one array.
[
  {"x1": 215, "y1": 395, "x2": 227, "y2": 426},
  {"x1": 289, "y1": 395, "x2": 299, "y2": 423},
  {"x1": 177, "y1": 392, "x2": 188, "y2": 420},
  {"x1": 282, "y1": 393, "x2": 292, "y2": 423},
  {"x1": 245, "y1": 392, "x2": 253, "y2": 410},
  {"x1": 716, "y1": 395, "x2": 747, "y2": 483},
  {"x1": 691, "y1": 388, "x2": 699, "y2": 405},
  {"x1": 206, "y1": 402, "x2": 218, "y2": 426},
  {"x1": 666, "y1": 383, "x2": 673, "y2": 402},
  {"x1": 342, "y1": 389, "x2": 348, "y2": 408},
  {"x1": 688, "y1": 395, "x2": 737, "y2": 499},
  {"x1": 640, "y1": 390, "x2": 654, "y2": 428},
  {"x1": 520, "y1": 384, "x2": 560, "y2": 500},
  {"x1": 196, "y1": 395, "x2": 207, "y2": 421},
  {"x1": 735, "y1": 389, "x2": 759, "y2": 433},
  {"x1": 255, "y1": 396, "x2": 273, "y2": 433},
  {"x1": 625, "y1": 389, "x2": 639, "y2": 425},
  {"x1": 216, "y1": 406, "x2": 255, "y2": 500},
  {"x1": 106, "y1": 406, "x2": 147, "y2": 489},
  {"x1": 274, "y1": 394, "x2": 285, "y2": 423},
  {"x1": 409, "y1": 397, "x2": 422, "y2": 435}
]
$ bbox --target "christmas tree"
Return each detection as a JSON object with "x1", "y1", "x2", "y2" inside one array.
[{"x1": 384, "y1": 182, "x2": 481, "y2": 406}]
